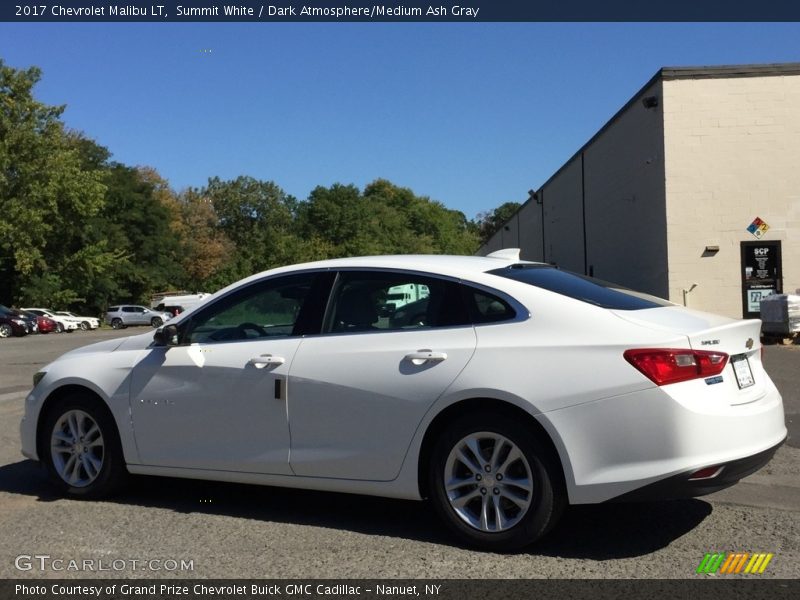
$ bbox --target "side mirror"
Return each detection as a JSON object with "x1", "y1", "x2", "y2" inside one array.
[{"x1": 153, "y1": 324, "x2": 179, "y2": 347}]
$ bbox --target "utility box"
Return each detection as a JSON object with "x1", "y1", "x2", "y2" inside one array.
[{"x1": 759, "y1": 294, "x2": 800, "y2": 335}]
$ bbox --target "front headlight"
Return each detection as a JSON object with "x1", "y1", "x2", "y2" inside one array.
[
  {"x1": 12, "y1": 319, "x2": 25, "y2": 325},
  {"x1": 33, "y1": 371, "x2": 46, "y2": 388}
]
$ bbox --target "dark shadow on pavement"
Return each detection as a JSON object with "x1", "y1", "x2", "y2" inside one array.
[
  {"x1": 537, "y1": 500, "x2": 712, "y2": 559},
  {"x1": 0, "y1": 459, "x2": 712, "y2": 558}
]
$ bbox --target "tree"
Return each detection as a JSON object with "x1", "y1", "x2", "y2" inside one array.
[
  {"x1": 0, "y1": 60, "x2": 111, "y2": 308},
  {"x1": 174, "y1": 188, "x2": 234, "y2": 290},
  {"x1": 475, "y1": 201, "x2": 522, "y2": 246},
  {"x1": 297, "y1": 179, "x2": 480, "y2": 258},
  {"x1": 201, "y1": 176, "x2": 301, "y2": 286},
  {"x1": 91, "y1": 164, "x2": 183, "y2": 304}
]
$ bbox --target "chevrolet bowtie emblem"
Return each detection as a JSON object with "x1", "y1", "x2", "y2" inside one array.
[{"x1": 745, "y1": 338, "x2": 754, "y2": 350}]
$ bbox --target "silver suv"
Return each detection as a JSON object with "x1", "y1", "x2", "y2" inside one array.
[{"x1": 106, "y1": 305, "x2": 172, "y2": 329}]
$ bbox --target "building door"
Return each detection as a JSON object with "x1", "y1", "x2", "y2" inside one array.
[{"x1": 741, "y1": 241, "x2": 782, "y2": 319}]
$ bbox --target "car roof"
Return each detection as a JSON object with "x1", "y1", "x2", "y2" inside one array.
[
  {"x1": 190, "y1": 251, "x2": 542, "y2": 307},
  {"x1": 231, "y1": 252, "x2": 541, "y2": 287}
]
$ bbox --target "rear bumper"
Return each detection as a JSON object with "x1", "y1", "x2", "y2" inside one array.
[
  {"x1": 541, "y1": 381, "x2": 786, "y2": 504},
  {"x1": 606, "y1": 437, "x2": 785, "y2": 502}
]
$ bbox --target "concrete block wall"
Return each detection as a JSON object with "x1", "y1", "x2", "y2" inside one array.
[{"x1": 663, "y1": 74, "x2": 800, "y2": 318}]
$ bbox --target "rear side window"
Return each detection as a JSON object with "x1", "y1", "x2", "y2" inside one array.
[
  {"x1": 463, "y1": 288, "x2": 516, "y2": 324},
  {"x1": 325, "y1": 272, "x2": 471, "y2": 333},
  {"x1": 489, "y1": 265, "x2": 671, "y2": 310}
]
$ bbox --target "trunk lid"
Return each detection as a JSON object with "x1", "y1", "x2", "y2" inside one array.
[{"x1": 612, "y1": 306, "x2": 766, "y2": 405}]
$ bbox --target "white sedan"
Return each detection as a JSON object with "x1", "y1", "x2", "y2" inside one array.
[
  {"x1": 19, "y1": 251, "x2": 786, "y2": 551},
  {"x1": 54, "y1": 311, "x2": 100, "y2": 331},
  {"x1": 21, "y1": 308, "x2": 79, "y2": 333}
]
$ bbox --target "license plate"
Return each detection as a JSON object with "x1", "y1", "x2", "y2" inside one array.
[{"x1": 731, "y1": 355, "x2": 755, "y2": 389}]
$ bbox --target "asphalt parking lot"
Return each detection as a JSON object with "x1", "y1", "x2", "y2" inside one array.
[{"x1": 0, "y1": 329, "x2": 797, "y2": 579}]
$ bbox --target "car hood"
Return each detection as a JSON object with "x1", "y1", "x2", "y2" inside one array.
[{"x1": 59, "y1": 331, "x2": 155, "y2": 358}]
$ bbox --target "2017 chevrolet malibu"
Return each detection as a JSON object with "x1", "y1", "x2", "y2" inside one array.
[{"x1": 20, "y1": 250, "x2": 786, "y2": 551}]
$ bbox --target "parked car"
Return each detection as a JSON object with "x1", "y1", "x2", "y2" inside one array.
[
  {"x1": 21, "y1": 250, "x2": 786, "y2": 551},
  {"x1": 54, "y1": 311, "x2": 100, "y2": 331},
  {"x1": 105, "y1": 305, "x2": 172, "y2": 329},
  {"x1": 11, "y1": 309, "x2": 38, "y2": 334},
  {"x1": 21, "y1": 308, "x2": 79, "y2": 333},
  {"x1": 0, "y1": 305, "x2": 29, "y2": 337},
  {"x1": 35, "y1": 315, "x2": 58, "y2": 334}
]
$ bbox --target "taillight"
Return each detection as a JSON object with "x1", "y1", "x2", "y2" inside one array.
[{"x1": 623, "y1": 348, "x2": 728, "y2": 386}]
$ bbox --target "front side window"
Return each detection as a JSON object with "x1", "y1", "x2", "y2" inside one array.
[
  {"x1": 325, "y1": 271, "x2": 470, "y2": 333},
  {"x1": 182, "y1": 272, "x2": 319, "y2": 344}
]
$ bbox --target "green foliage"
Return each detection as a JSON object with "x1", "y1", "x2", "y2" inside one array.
[
  {"x1": 476, "y1": 201, "x2": 522, "y2": 246},
  {"x1": 0, "y1": 59, "x2": 111, "y2": 311},
  {"x1": 297, "y1": 179, "x2": 479, "y2": 259}
]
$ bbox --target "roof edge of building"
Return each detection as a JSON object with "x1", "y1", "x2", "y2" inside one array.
[
  {"x1": 661, "y1": 63, "x2": 800, "y2": 80},
  {"x1": 480, "y1": 62, "x2": 800, "y2": 253}
]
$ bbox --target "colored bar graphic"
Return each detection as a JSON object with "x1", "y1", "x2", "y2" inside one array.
[{"x1": 697, "y1": 552, "x2": 774, "y2": 574}]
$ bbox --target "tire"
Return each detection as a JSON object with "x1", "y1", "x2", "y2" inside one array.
[
  {"x1": 111, "y1": 318, "x2": 124, "y2": 330},
  {"x1": 80, "y1": 321, "x2": 89, "y2": 331},
  {"x1": 0, "y1": 324, "x2": 12, "y2": 338},
  {"x1": 428, "y1": 413, "x2": 565, "y2": 552},
  {"x1": 40, "y1": 393, "x2": 128, "y2": 498},
  {"x1": 151, "y1": 317, "x2": 163, "y2": 328},
  {"x1": 57, "y1": 322, "x2": 65, "y2": 333}
]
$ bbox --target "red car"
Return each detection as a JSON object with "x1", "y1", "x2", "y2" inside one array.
[{"x1": 36, "y1": 315, "x2": 58, "y2": 334}]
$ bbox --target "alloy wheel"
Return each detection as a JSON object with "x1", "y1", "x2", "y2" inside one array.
[
  {"x1": 443, "y1": 431, "x2": 534, "y2": 533},
  {"x1": 50, "y1": 409, "x2": 105, "y2": 488}
]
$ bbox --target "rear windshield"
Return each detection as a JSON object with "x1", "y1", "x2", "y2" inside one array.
[{"x1": 488, "y1": 265, "x2": 672, "y2": 310}]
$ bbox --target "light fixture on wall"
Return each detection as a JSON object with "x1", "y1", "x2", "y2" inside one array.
[
  {"x1": 682, "y1": 283, "x2": 698, "y2": 306},
  {"x1": 704, "y1": 245, "x2": 720, "y2": 254},
  {"x1": 529, "y1": 189, "x2": 541, "y2": 205},
  {"x1": 642, "y1": 96, "x2": 659, "y2": 109}
]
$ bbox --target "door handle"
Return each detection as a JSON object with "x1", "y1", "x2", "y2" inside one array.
[
  {"x1": 404, "y1": 350, "x2": 447, "y2": 365},
  {"x1": 249, "y1": 354, "x2": 286, "y2": 369}
]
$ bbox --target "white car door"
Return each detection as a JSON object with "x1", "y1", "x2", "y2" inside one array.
[
  {"x1": 288, "y1": 271, "x2": 478, "y2": 481},
  {"x1": 129, "y1": 272, "x2": 326, "y2": 474}
]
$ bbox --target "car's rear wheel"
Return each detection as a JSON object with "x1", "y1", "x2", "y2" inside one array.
[
  {"x1": 111, "y1": 318, "x2": 124, "y2": 329},
  {"x1": 40, "y1": 394, "x2": 127, "y2": 498},
  {"x1": 0, "y1": 324, "x2": 12, "y2": 338},
  {"x1": 151, "y1": 317, "x2": 163, "y2": 328},
  {"x1": 428, "y1": 413, "x2": 564, "y2": 552}
]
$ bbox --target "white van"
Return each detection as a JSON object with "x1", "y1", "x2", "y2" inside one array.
[{"x1": 151, "y1": 293, "x2": 211, "y2": 317}]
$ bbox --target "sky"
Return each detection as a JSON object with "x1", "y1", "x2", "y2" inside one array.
[{"x1": 1, "y1": 22, "x2": 799, "y2": 220}]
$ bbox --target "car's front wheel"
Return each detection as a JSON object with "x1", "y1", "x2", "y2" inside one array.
[
  {"x1": 56, "y1": 322, "x2": 65, "y2": 333},
  {"x1": 151, "y1": 317, "x2": 163, "y2": 328},
  {"x1": 428, "y1": 413, "x2": 564, "y2": 552},
  {"x1": 80, "y1": 321, "x2": 89, "y2": 331},
  {"x1": 110, "y1": 318, "x2": 124, "y2": 329},
  {"x1": 41, "y1": 394, "x2": 127, "y2": 498}
]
